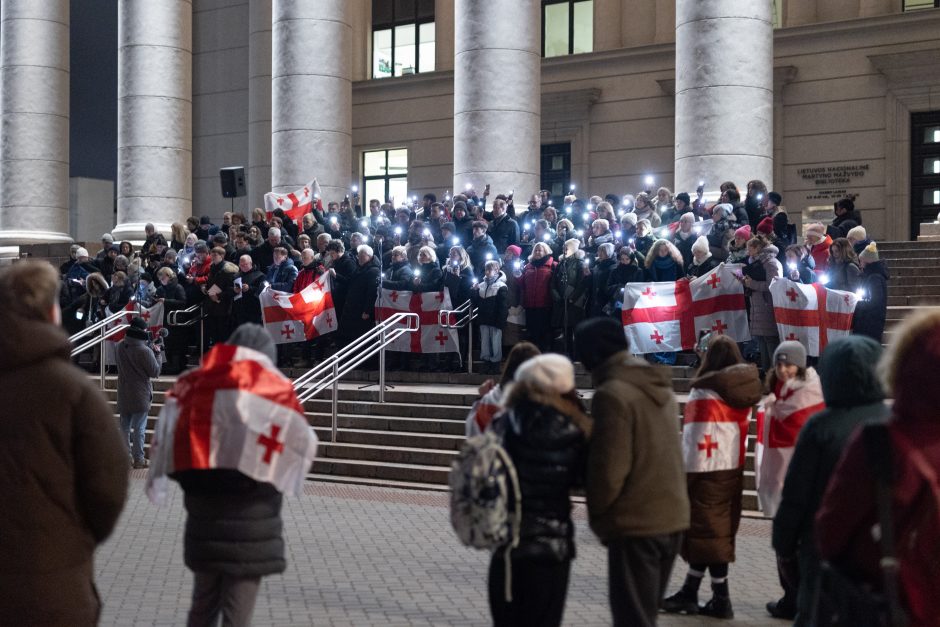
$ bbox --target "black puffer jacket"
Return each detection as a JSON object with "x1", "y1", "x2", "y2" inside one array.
[
  {"x1": 175, "y1": 469, "x2": 285, "y2": 577},
  {"x1": 498, "y1": 382, "x2": 591, "y2": 562},
  {"x1": 382, "y1": 260, "x2": 414, "y2": 291},
  {"x1": 852, "y1": 260, "x2": 889, "y2": 342}
]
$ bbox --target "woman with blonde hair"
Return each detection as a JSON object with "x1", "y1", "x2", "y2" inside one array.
[
  {"x1": 645, "y1": 239, "x2": 684, "y2": 281},
  {"x1": 634, "y1": 191, "x2": 662, "y2": 228},
  {"x1": 520, "y1": 242, "x2": 556, "y2": 352},
  {"x1": 170, "y1": 222, "x2": 188, "y2": 251}
]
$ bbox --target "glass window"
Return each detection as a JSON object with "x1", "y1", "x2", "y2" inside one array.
[
  {"x1": 542, "y1": 1, "x2": 593, "y2": 57},
  {"x1": 903, "y1": 0, "x2": 939, "y2": 11},
  {"x1": 926, "y1": 189, "x2": 940, "y2": 206},
  {"x1": 924, "y1": 158, "x2": 940, "y2": 175},
  {"x1": 926, "y1": 126, "x2": 940, "y2": 144},
  {"x1": 363, "y1": 149, "x2": 408, "y2": 205},
  {"x1": 372, "y1": 1, "x2": 435, "y2": 79}
]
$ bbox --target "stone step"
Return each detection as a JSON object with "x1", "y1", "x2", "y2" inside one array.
[
  {"x1": 310, "y1": 457, "x2": 451, "y2": 484},
  {"x1": 890, "y1": 274, "x2": 940, "y2": 287},
  {"x1": 888, "y1": 295, "x2": 940, "y2": 306},
  {"x1": 887, "y1": 284, "x2": 940, "y2": 296},
  {"x1": 881, "y1": 259, "x2": 940, "y2": 270},
  {"x1": 876, "y1": 241, "x2": 940, "y2": 252},
  {"x1": 318, "y1": 442, "x2": 458, "y2": 467}
]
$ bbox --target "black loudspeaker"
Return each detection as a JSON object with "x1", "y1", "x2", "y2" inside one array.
[{"x1": 220, "y1": 166, "x2": 246, "y2": 198}]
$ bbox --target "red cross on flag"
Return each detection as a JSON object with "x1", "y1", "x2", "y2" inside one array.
[
  {"x1": 105, "y1": 301, "x2": 165, "y2": 342},
  {"x1": 769, "y1": 278, "x2": 858, "y2": 357},
  {"x1": 375, "y1": 288, "x2": 459, "y2": 354},
  {"x1": 260, "y1": 276, "x2": 336, "y2": 345},
  {"x1": 264, "y1": 179, "x2": 321, "y2": 227},
  {"x1": 146, "y1": 343, "x2": 319, "y2": 504},
  {"x1": 681, "y1": 388, "x2": 751, "y2": 473},
  {"x1": 621, "y1": 263, "x2": 749, "y2": 354}
]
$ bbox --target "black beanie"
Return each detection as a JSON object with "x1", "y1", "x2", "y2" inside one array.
[
  {"x1": 675, "y1": 192, "x2": 691, "y2": 204},
  {"x1": 574, "y1": 317, "x2": 629, "y2": 371},
  {"x1": 125, "y1": 316, "x2": 149, "y2": 341},
  {"x1": 768, "y1": 191, "x2": 782, "y2": 205}
]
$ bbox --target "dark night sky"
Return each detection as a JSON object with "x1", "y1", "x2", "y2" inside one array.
[{"x1": 69, "y1": 0, "x2": 118, "y2": 182}]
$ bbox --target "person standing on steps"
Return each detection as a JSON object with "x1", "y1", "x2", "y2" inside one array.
[
  {"x1": 116, "y1": 316, "x2": 163, "y2": 468},
  {"x1": 574, "y1": 317, "x2": 690, "y2": 627}
]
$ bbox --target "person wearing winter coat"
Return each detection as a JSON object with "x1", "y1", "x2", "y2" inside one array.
[
  {"x1": 203, "y1": 247, "x2": 240, "y2": 348},
  {"x1": 815, "y1": 309, "x2": 940, "y2": 627},
  {"x1": 707, "y1": 204, "x2": 736, "y2": 260},
  {"x1": 339, "y1": 245, "x2": 381, "y2": 346},
  {"x1": 741, "y1": 237, "x2": 782, "y2": 374},
  {"x1": 519, "y1": 242, "x2": 556, "y2": 352},
  {"x1": 574, "y1": 317, "x2": 689, "y2": 627},
  {"x1": 852, "y1": 243, "x2": 889, "y2": 342},
  {"x1": 465, "y1": 341, "x2": 540, "y2": 436},
  {"x1": 726, "y1": 225, "x2": 751, "y2": 265},
  {"x1": 488, "y1": 354, "x2": 591, "y2": 627},
  {"x1": 633, "y1": 219, "x2": 656, "y2": 257},
  {"x1": 551, "y1": 238, "x2": 591, "y2": 356},
  {"x1": 412, "y1": 246, "x2": 443, "y2": 293},
  {"x1": 662, "y1": 336, "x2": 762, "y2": 619},
  {"x1": 443, "y1": 246, "x2": 476, "y2": 371},
  {"x1": 645, "y1": 239, "x2": 684, "y2": 282},
  {"x1": 632, "y1": 192, "x2": 662, "y2": 228},
  {"x1": 467, "y1": 221, "x2": 499, "y2": 278},
  {"x1": 826, "y1": 237, "x2": 861, "y2": 292},
  {"x1": 755, "y1": 341, "x2": 825, "y2": 619},
  {"x1": 771, "y1": 336, "x2": 888, "y2": 625},
  {"x1": 231, "y1": 255, "x2": 266, "y2": 327},
  {"x1": 686, "y1": 236, "x2": 721, "y2": 279},
  {"x1": 487, "y1": 198, "x2": 520, "y2": 253},
  {"x1": 155, "y1": 266, "x2": 189, "y2": 374},
  {"x1": 607, "y1": 247, "x2": 646, "y2": 320},
  {"x1": 107, "y1": 270, "x2": 134, "y2": 312},
  {"x1": 473, "y1": 261, "x2": 509, "y2": 373},
  {"x1": 803, "y1": 223, "x2": 832, "y2": 275},
  {"x1": 381, "y1": 246, "x2": 414, "y2": 290},
  {"x1": 782, "y1": 245, "x2": 816, "y2": 285},
  {"x1": 116, "y1": 317, "x2": 162, "y2": 468},
  {"x1": 589, "y1": 243, "x2": 617, "y2": 317},
  {"x1": 291, "y1": 248, "x2": 321, "y2": 293},
  {"x1": 0, "y1": 261, "x2": 128, "y2": 626},
  {"x1": 265, "y1": 246, "x2": 298, "y2": 292},
  {"x1": 672, "y1": 212, "x2": 699, "y2": 268}
]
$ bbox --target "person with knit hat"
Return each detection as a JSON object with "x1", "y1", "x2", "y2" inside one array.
[
  {"x1": 845, "y1": 225, "x2": 870, "y2": 255},
  {"x1": 574, "y1": 317, "x2": 689, "y2": 627},
  {"x1": 851, "y1": 242, "x2": 889, "y2": 342},
  {"x1": 803, "y1": 223, "x2": 832, "y2": 274},
  {"x1": 551, "y1": 238, "x2": 591, "y2": 357},
  {"x1": 707, "y1": 204, "x2": 736, "y2": 260},
  {"x1": 116, "y1": 316, "x2": 162, "y2": 468},
  {"x1": 672, "y1": 212, "x2": 699, "y2": 268},
  {"x1": 816, "y1": 310, "x2": 940, "y2": 627},
  {"x1": 727, "y1": 225, "x2": 752, "y2": 264},
  {"x1": 756, "y1": 216, "x2": 775, "y2": 237},
  {"x1": 487, "y1": 353, "x2": 591, "y2": 627},
  {"x1": 686, "y1": 235, "x2": 721, "y2": 279},
  {"x1": 619, "y1": 211, "x2": 639, "y2": 243}
]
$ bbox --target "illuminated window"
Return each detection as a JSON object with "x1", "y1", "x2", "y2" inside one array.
[
  {"x1": 542, "y1": 1, "x2": 593, "y2": 58},
  {"x1": 911, "y1": 112, "x2": 940, "y2": 239},
  {"x1": 903, "y1": 0, "x2": 939, "y2": 11},
  {"x1": 362, "y1": 149, "x2": 408, "y2": 205},
  {"x1": 372, "y1": 0, "x2": 435, "y2": 79}
]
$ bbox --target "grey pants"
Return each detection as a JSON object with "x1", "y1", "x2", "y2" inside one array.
[
  {"x1": 608, "y1": 532, "x2": 682, "y2": 627},
  {"x1": 188, "y1": 572, "x2": 261, "y2": 627}
]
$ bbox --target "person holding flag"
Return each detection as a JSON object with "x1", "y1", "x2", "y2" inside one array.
[{"x1": 147, "y1": 323, "x2": 318, "y2": 627}]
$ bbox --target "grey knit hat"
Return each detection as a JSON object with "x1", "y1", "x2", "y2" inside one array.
[
  {"x1": 774, "y1": 340, "x2": 807, "y2": 369},
  {"x1": 228, "y1": 323, "x2": 277, "y2": 363}
]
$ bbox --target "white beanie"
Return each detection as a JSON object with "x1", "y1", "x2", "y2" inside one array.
[
  {"x1": 75, "y1": 247, "x2": 90, "y2": 259},
  {"x1": 846, "y1": 225, "x2": 867, "y2": 242},
  {"x1": 805, "y1": 222, "x2": 826, "y2": 243},
  {"x1": 621, "y1": 212, "x2": 638, "y2": 226},
  {"x1": 563, "y1": 238, "x2": 581, "y2": 258},
  {"x1": 691, "y1": 235, "x2": 710, "y2": 256},
  {"x1": 514, "y1": 354, "x2": 575, "y2": 393},
  {"x1": 713, "y1": 203, "x2": 733, "y2": 218}
]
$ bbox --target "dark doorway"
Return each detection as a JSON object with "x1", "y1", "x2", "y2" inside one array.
[
  {"x1": 911, "y1": 111, "x2": 940, "y2": 240},
  {"x1": 541, "y1": 143, "x2": 571, "y2": 208}
]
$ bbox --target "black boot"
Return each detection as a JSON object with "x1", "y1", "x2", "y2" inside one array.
[
  {"x1": 660, "y1": 573, "x2": 701, "y2": 615},
  {"x1": 700, "y1": 595, "x2": 734, "y2": 619}
]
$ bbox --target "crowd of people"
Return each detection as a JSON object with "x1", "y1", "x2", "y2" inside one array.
[{"x1": 55, "y1": 182, "x2": 888, "y2": 376}]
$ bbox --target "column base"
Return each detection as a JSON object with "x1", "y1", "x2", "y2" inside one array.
[
  {"x1": 0, "y1": 230, "x2": 73, "y2": 246},
  {"x1": 111, "y1": 222, "x2": 174, "y2": 245}
]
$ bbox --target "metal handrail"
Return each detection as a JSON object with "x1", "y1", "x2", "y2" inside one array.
[
  {"x1": 71, "y1": 324, "x2": 129, "y2": 357},
  {"x1": 293, "y1": 312, "x2": 420, "y2": 442},
  {"x1": 68, "y1": 307, "x2": 132, "y2": 344},
  {"x1": 439, "y1": 301, "x2": 478, "y2": 374},
  {"x1": 166, "y1": 303, "x2": 205, "y2": 356}
]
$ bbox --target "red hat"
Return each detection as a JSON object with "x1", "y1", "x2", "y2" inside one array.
[
  {"x1": 757, "y1": 217, "x2": 774, "y2": 235},
  {"x1": 505, "y1": 245, "x2": 522, "y2": 258}
]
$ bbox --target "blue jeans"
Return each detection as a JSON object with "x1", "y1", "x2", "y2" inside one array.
[
  {"x1": 480, "y1": 325, "x2": 503, "y2": 363},
  {"x1": 120, "y1": 411, "x2": 149, "y2": 462}
]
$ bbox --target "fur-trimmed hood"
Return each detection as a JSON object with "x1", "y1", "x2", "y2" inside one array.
[
  {"x1": 85, "y1": 272, "x2": 110, "y2": 298},
  {"x1": 503, "y1": 380, "x2": 592, "y2": 438}
]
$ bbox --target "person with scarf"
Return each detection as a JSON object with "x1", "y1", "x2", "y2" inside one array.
[
  {"x1": 551, "y1": 238, "x2": 591, "y2": 358},
  {"x1": 519, "y1": 242, "x2": 556, "y2": 352},
  {"x1": 672, "y1": 212, "x2": 699, "y2": 267},
  {"x1": 686, "y1": 236, "x2": 721, "y2": 279},
  {"x1": 472, "y1": 260, "x2": 509, "y2": 374},
  {"x1": 645, "y1": 239, "x2": 684, "y2": 365},
  {"x1": 607, "y1": 246, "x2": 646, "y2": 321}
]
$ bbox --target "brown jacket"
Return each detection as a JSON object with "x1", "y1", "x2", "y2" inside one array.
[
  {"x1": 0, "y1": 309, "x2": 129, "y2": 625},
  {"x1": 586, "y1": 352, "x2": 690, "y2": 540},
  {"x1": 682, "y1": 364, "x2": 762, "y2": 564}
]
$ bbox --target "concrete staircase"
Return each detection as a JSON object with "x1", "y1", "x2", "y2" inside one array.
[{"x1": 99, "y1": 239, "x2": 940, "y2": 517}]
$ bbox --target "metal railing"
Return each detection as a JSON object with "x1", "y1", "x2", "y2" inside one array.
[
  {"x1": 69, "y1": 307, "x2": 134, "y2": 388},
  {"x1": 166, "y1": 303, "x2": 205, "y2": 354},
  {"x1": 292, "y1": 312, "x2": 420, "y2": 442},
  {"x1": 438, "y1": 301, "x2": 478, "y2": 374}
]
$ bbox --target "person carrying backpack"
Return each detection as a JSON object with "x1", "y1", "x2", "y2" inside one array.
[
  {"x1": 478, "y1": 354, "x2": 591, "y2": 626},
  {"x1": 815, "y1": 309, "x2": 940, "y2": 627}
]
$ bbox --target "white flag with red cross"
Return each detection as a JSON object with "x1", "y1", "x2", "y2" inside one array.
[
  {"x1": 260, "y1": 276, "x2": 336, "y2": 345},
  {"x1": 105, "y1": 300, "x2": 165, "y2": 342},
  {"x1": 146, "y1": 343, "x2": 319, "y2": 504},
  {"x1": 375, "y1": 288, "x2": 459, "y2": 354},
  {"x1": 681, "y1": 387, "x2": 752, "y2": 473},
  {"x1": 264, "y1": 179, "x2": 320, "y2": 227},
  {"x1": 621, "y1": 263, "x2": 749, "y2": 354},
  {"x1": 769, "y1": 278, "x2": 858, "y2": 357}
]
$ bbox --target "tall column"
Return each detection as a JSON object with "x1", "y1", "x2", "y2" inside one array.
[
  {"x1": 248, "y1": 0, "x2": 272, "y2": 209},
  {"x1": 454, "y1": 0, "x2": 540, "y2": 202},
  {"x1": 115, "y1": 0, "x2": 192, "y2": 242},
  {"x1": 272, "y1": 1, "x2": 352, "y2": 201},
  {"x1": 674, "y1": 0, "x2": 773, "y2": 193},
  {"x1": 0, "y1": 1, "x2": 71, "y2": 245}
]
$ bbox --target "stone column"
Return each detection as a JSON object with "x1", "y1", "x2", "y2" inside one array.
[
  {"x1": 674, "y1": 0, "x2": 773, "y2": 193},
  {"x1": 0, "y1": 1, "x2": 71, "y2": 245},
  {"x1": 115, "y1": 0, "x2": 192, "y2": 242},
  {"x1": 248, "y1": 0, "x2": 272, "y2": 210},
  {"x1": 272, "y1": 0, "x2": 352, "y2": 202},
  {"x1": 454, "y1": 0, "x2": 540, "y2": 203}
]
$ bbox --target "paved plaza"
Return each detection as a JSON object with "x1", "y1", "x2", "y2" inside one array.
[{"x1": 95, "y1": 474, "x2": 787, "y2": 626}]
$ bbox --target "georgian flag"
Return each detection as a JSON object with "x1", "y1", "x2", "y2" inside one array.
[
  {"x1": 755, "y1": 368, "x2": 825, "y2": 518},
  {"x1": 146, "y1": 343, "x2": 319, "y2": 504},
  {"x1": 105, "y1": 300, "x2": 165, "y2": 342},
  {"x1": 769, "y1": 278, "x2": 858, "y2": 357},
  {"x1": 375, "y1": 288, "x2": 459, "y2": 354},
  {"x1": 260, "y1": 276, "x2": 336, "y2": 344},
  {"x1": 264, "y1": 179, "x2": 320, "y2": 227},
  {"x1": 622, "y1": 263, "x2": 749, "y2": 354},
  {"x1": 681, "y1": 388, "x2": 751, "y2": 473}
]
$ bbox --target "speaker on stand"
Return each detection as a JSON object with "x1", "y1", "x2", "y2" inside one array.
[{"x1": 220, "y1": 166, "x2": 247, "y2": 213}]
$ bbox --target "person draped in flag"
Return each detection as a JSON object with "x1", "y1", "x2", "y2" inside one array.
[
  {"x1": 755, "y1": 340, "x2": 824, "y2": 619},
  {"x1": 148, "y1": 323, "x2": 317, "y2": 627},
  {"x1": 661, "y1": 335, "x2": 762, "y2": 619}
]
